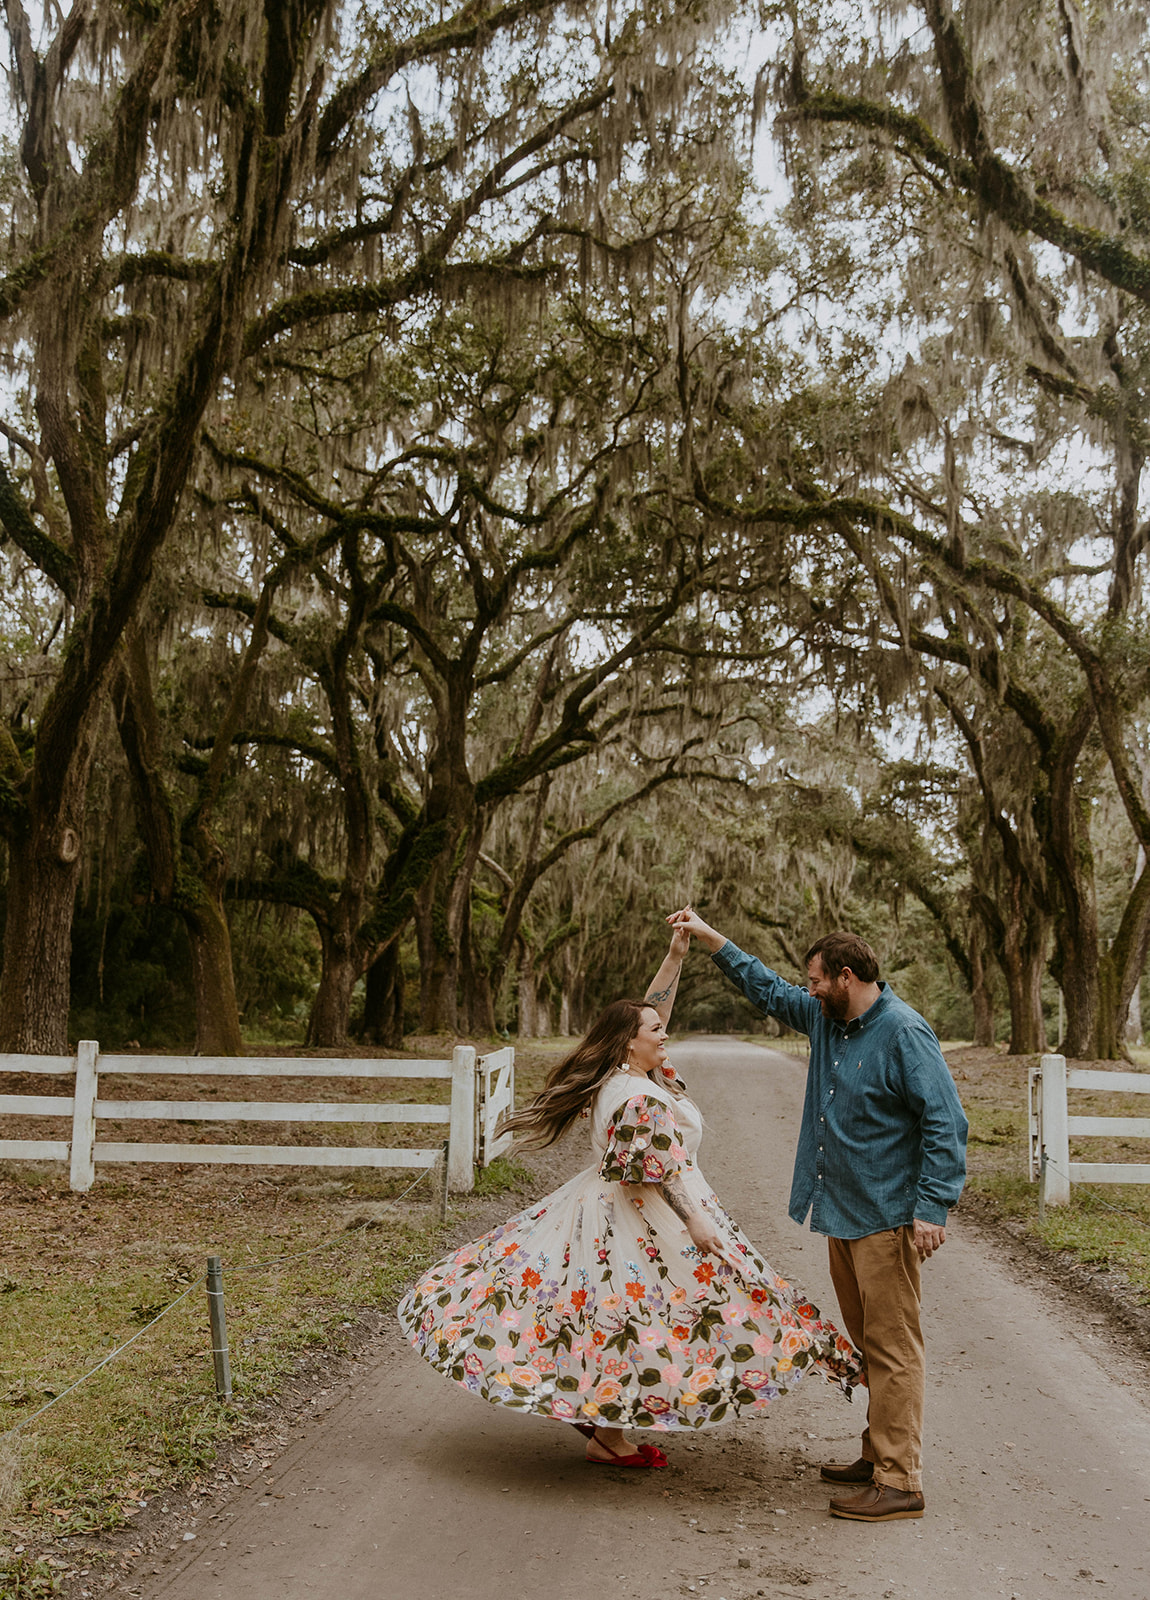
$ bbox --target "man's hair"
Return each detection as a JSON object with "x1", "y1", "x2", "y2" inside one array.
[{"x1": 805, "y1": 932, "x2": 880, "y2": 984}]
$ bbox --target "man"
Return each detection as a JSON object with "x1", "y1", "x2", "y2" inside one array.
[{"x1": 668, "y1": 910, "x2": 968, "y2": 1523}]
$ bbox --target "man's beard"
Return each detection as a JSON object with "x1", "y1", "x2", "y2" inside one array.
[{"x1": 819, "y1": 988, "x2": 849, "y2": 1021}]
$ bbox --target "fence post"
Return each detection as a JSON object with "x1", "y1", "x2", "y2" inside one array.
[
  {"x1": 432, "y1": 1139, "x2": 450, "y2": 1222},
  {"x1": 206, "y1": 1256, "x2": 233, "y2": 1400},
  {"x1": 448, "y1": 1045, "x2": 477, "y2": 1193},
  {"x1": 69, "y1": 1040, "x2": 99, "y2": 1193},
  {"x1": 1039, "y1": 1052, "x2": 1071, "y2": 1206}
]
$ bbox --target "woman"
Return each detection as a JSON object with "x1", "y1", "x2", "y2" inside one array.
[{"x1": 397, "y1": 927, "x2": 862, "y2": 1467}]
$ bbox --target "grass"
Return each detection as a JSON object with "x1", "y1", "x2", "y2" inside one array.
[
  {"x1": 0, "y1": 1033, "x2": 563, "y2": 1598},
  {"x1": 0, "y1": 1170, "x2": 450, "y2": 1538},
  {"x1": 742, "y1": 1033, "x2": 810, "y2": 1057},
  {"x1": 947, "y1": 1045, "x2": 1150, "y2": 1301}
]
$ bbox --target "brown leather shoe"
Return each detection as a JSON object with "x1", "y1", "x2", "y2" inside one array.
[
  {"x1": 820, "y1": 1457, "x2": 874, "y2": 1485},
  {"x1": 828, "y1": 1483, "x2": 924, "y2": 1522}
]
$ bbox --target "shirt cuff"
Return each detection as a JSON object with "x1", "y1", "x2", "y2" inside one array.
[{"x1": 913, "y1": 1199, "x2": 950, "y2": 1226}]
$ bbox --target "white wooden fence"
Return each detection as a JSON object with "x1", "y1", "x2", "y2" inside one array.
[
  {"x1": 476, "y1": 1045, "x2": 515, "y2": 1167},
  {"x1": 0, "y1": 1043, "x2": 516, "y2": 1195},
  {"x1": 1028, "y1": 1052, "x2": 1150, "y2": 1206}
]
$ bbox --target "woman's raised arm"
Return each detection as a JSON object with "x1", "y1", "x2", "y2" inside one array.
[{"x1": 644, "y1": 923, "x2": 691, "y2": 1025}]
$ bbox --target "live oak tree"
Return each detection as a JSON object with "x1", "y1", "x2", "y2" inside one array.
[
  {"x1": 0, "y1": 0, "x2": 750, "y2": 1051},
  {"x1": 750, "y1": 0, "x2": 1150, "y2": 1055}
]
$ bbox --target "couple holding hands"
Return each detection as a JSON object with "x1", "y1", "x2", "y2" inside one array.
[{"x1": 398, "y1": 909, "x2": 968, "y2": 1523}]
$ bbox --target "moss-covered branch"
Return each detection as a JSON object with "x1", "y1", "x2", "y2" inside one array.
[
  {"x1": 0, "y1": 457, "x2": 76, "y2": 597},
  {"x1": 788, "y1": 88, "x2": 1150, "y2": 304}
]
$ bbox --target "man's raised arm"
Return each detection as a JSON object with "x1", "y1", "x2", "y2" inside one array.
[{"x1": 667, "y1": 907, "x2": 819, "y2": 1036}]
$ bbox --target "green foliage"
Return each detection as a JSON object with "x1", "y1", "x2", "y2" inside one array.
[{"x1": 473, "y1": 1156, "x2": 535, "y2": 1197}]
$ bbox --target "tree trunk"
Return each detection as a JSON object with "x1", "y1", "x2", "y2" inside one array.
[
  {"x1": 560, "y1": 943, "x2": 585, "y2": 1035},
  {"x1": 305, "y1": 920, "x2": 361, "y2": 1048},
  {"x1": 1128, "y1": 845, "x2": 1148, "y2": 1051},
  {"x1": 1001, "y1": 908, "x2": 1048, "y2": 1055},
  {"x1": 0, "y1": 808, "x2": 88, "y2": 1053},
  {"x1": 186, "y1": 895, "x2": 245, "y2": 1056},
  {"x1": 415, "y1": 888, "x2": 459, "y2": 1033},
  {"x1": 1104, "y1": 841, "x2": 1150, "y2": 1059},
  {"x1": 1128, "y1": 982, "x2": 1144, "y2": 1047},
  {"x1": 969, "y1": 925, "x2": 995, "y2": 1048},
  {"x1": 517, "y1": 949, "x2": 554, "y2": 1037},
  {"x1": 517, "y1": 949, "x2": 539, "y2": 1037},
  {"x1": 362, "y1": 941, "x2": 405, "y2": 1047},
  {"x1": 1044, "y1": 707, "x2": 1103, "y2": 1057},
  {"x1": 465, "y1": 960, "x2": 498, "y2": 1036},
  {"x1": 1093, "y1": 950, "x2": 1120, "y2": 1063},
  {"x1": 1051, "y1": 901, "x2": 1101, "y2": 1057},
  {"x1": 115, "y1": 643, "x2": 248, "y2": 1054}
]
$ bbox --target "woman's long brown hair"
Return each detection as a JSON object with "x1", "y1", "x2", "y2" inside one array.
[{"x1": 501, "y1": 998, "x2": 654, "y2": 1149}]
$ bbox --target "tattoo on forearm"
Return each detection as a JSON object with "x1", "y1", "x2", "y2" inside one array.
[
  {"x1": 659, "y1": 1174, "x2": 695, "y2": 1223},
  {"x1": 646, "y1": 984, "x2": 674, "y2": 1004}
]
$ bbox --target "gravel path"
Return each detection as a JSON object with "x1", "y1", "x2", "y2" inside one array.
[{"x1": 132, "y1": 1038, "x2": 1150, "y2": 1600}]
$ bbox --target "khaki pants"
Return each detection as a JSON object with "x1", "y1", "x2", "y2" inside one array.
[{"x1": 827, "y1": 1228, "x2": 924, "y2": 1493}]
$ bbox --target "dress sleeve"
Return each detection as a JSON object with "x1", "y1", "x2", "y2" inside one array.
[{"x1": 598, "y1": 1091, "x2": 687, "y2": 1184}]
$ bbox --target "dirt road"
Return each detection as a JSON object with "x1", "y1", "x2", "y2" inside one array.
[{"x1": 136, "y1": 1039, "x2": 1150, "y2": 1600}]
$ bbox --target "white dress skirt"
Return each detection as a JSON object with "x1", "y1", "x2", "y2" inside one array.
[{"x1": 397, "y1": 1068, "x2": 863, "y2": 1433}]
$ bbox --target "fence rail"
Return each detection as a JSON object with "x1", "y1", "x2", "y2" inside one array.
[
  {"x1": 477, "y1": 1045, "x2": 515, "y2": 1167},
  {"x1": 0, "y1": 1041, "x2": 515, "y2": 1194},
  {"x1": 1028, "y1": 1052, "x2": 1150, "y2": 1205}
]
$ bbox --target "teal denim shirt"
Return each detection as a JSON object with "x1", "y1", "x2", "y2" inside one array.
[{"x1": 712, "y1": 941, "x2": 968, "y2": 1239}]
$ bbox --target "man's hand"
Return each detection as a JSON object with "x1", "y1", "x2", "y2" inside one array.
[
  {"x1": 912, "y1": 1219, "x2": 946, "y2": 1260},
  {"x1": 668, "y1": 922, "x2": 691, "y2": 962},
  {"x1": 667, "y1": 905, "x2": 726, "y2": 953}
]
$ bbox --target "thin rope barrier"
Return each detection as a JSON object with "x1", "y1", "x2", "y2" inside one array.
[
  {"x1": 0, "y1": 1163, "x2": 443, "y2": 1441},
  {"x1": 0, "y1": 1281, "x2": 200, "y2": 1443},
  {"x1": 1040, "y1": 1155, "x2": 1150, "y2": 1224}
]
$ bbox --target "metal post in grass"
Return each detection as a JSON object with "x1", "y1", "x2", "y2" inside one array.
[
  {"x1": 206, "y1": 1255, "x2": 233, "y2": 1400},
  {"x1": 432, "y1": 1139, "x2": 449, "y2": 1223}
]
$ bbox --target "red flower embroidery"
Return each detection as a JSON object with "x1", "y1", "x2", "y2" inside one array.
[
  {"x1": 672, "y1": 1324, "x2": 690, "y2": 1341},
  {"x1": 694, "y1": 1261, "x2": 716, "y2": 1285},
  {"x1": 570, "y1": 1290, "x2": 587, "y2": 1309},
  {"x1": 625, "y1": 1281, "x2": 645, "y2": 1302},
  {"x1": 521, "y1": 1267, "x2": 542, "y2": 1288}
]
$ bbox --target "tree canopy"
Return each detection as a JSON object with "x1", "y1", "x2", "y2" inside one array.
[{"x1": 2, "y1": 0, "x2": 1148, "y2": 1058}]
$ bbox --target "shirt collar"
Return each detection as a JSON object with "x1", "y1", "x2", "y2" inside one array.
[{"x1": 839, "y1": 980, "x2": 891, "y2": 1036}]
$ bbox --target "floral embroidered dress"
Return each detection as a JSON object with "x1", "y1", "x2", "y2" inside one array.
[{"x1": 397, "y1": 1069, "x2": 863, "y2": 1432}]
